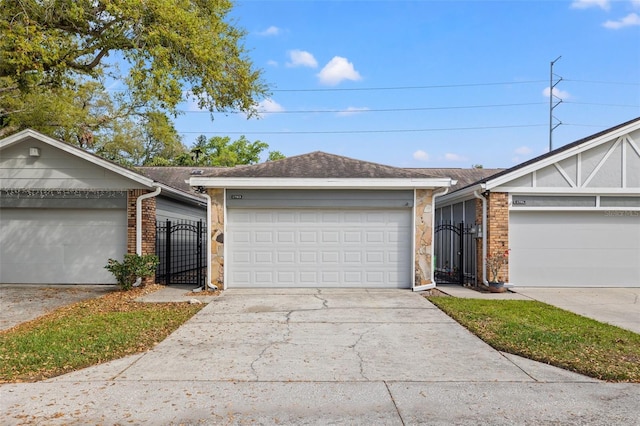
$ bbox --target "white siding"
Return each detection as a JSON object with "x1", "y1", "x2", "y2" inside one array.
[{"x1": 0, "y1": 138, "x2": 146, "y2": 189}]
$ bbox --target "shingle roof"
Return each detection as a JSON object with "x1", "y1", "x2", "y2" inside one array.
[
  {"x1": 408, "y1": 168, "x2": 504, "y2": 191},
  {"x1": 137, "y1": 167, "x2": 225, "y2": 194},
  {"x1": 204, "y1": 151, "x2": 439, "y2": 179}
]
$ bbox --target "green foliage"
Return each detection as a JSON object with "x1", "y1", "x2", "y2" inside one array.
[
  {"x1": 0, "y1": 295, "x2": 203, "y2": 382},
  {"x1": 0, "y1": 0, "x2": 267, "y2": 164},
  {"x1": 428, "y1": 297, "x2": 640, "y2": 382},
  {"x1": 104, "y1": 254, "x2": 160, "y2": 290},
  {"x1": 164, "y1": 135, "x2": 284, "y2": 167}
]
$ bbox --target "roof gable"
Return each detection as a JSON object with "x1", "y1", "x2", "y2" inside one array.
[
  {"x1": 206, "y1": 151, "x2": 438, "y2": 179},
  {"x1": 486, "y1": 117, "x2": 640, "y2": 191},
  {"x1": 0, "y1": 129, "x2": 154, "y2": 189}
]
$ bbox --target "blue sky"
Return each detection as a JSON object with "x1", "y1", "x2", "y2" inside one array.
[{"x1": 173, "y1": 0, "x2": 640, "y2": 168}]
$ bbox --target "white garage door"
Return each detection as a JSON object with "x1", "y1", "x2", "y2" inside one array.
[
  {"x1": 510, "y1": 211, "x2": 640, "y2": 287},
  {"x1": 227, "y1": 209, "x2": 412, "y2": 288},
  {"x1": 0, "y1": 209, "x2": 127, "y2": 284}
]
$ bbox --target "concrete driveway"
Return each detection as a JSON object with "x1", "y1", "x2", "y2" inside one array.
[{"x1": 2, "y1": 288, "x2": 639, "y2": 425}]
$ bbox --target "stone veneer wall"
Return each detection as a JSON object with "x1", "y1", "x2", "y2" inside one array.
[
  {"x1": 127, "y1": 189, "x2": 157, "y2": 284},
  {"x1": 414, "y1": 188, "x2": 434, "y2": 286},
  {"x1": 486, "y1": 192, "x2": 509, "y2": 282},
  {"x1": 208, "y1": 188, "x2": 225, "y2": 287}
]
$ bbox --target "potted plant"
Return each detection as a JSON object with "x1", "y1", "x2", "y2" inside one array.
[{"x1": 485, "y1": 249, "x2": 509, "y2": 292}]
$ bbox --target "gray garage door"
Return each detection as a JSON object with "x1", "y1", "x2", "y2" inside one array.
[
  {"x1": 227, "y1": 208, "x2": 412, "y2": 288},
  {"x1": 510, "y1": 211, "x2": 640, "y2": 287},
  {"x1": 0, "y1": 208, "x2": 127, "y2": 284}
]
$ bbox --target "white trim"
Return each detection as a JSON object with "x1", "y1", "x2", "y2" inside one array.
[
  {"x1": 1, "y1": 129, "x2": 155, "y2": 188},
  {"x1": 484, "y1": 119, "x2": 640, "y2": 190},
  {"x1": 190, "y1": 177, "x2": 452, "y2": 190},
  {"x1": 509, "y1": 206, "x2": 640, "y2": 211},
  {"x1": 582, "y1": 138, "x2": 620, "y2": 187},
  {"x1": 200, "y1": 192, "x2": 215, "y2": 290},
  {"x1": 577, "y1": 152, "x2": 582, "y2": 186},
  {"x1": 494, "y1": 187, "x2": 638, "y2": 194},
  {"x1": 411, "y1": 190, "x2": 417, "y2": 290},
  {"x1": 554, "y1": 163, "x2": 576, "y2": 187},
  {"x1": 622, "y1": 137, "x2": 627, "y2": 188}
]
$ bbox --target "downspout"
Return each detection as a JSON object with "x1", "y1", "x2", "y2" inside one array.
[
  {"x1": 429, "y1": 187, "x2": 450, "y2": 286},
  {"x1": 134, "y1": 186, "x2": 161, "y2": 286},
  {"x1": 200, "y1": 191, "x2": 216, "y2": 290},
  {"x1": 473, "y1": 189, "x2": 488, "y2": 285}
]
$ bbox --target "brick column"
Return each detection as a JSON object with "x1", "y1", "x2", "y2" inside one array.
[
  {"x1": 486, "y1": 192, "x2": 509, "y2": 283},
  {"x1": 127, "y1": 189, "x2": 157, "y2": 285},
  {"x1": 208, "y1": 188, "x2": 225, "y2": 288},
  {"x1": 415, "y1": 188, "x2": 433, "y2": 286}
]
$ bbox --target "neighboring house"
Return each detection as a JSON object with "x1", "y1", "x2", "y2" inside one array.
[
  {"x1": 189, "y1": 151, "x2": 453, "y2": 291},
  {"x1": 0, "y1": 129, "x2": 205, "y2": 285},
  {"x1": 435, "y1": 117, "x2": 640, "y2": 288}
]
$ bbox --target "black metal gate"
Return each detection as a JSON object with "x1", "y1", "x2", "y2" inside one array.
[
  {"x1": 434, "y1": 221, "x2": 477, "y2": 285},
  {"x1": 155, "y1": 219, "x2": 207, "y2": 287}
]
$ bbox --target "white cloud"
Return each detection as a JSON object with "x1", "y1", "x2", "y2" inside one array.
[
  {"x1": 543, "y1": 86, "x2": 571, "y2": 100},
  {"x1": 603, "y1": 12, "x2": 640, "y2": 29},
  {"x1": 267, "y1": 60, "x2": 278, "y2": 67},
  {"x1": 337, "y1": 106, "x2": 370, "y2": 117},
  {"x1": 413, "y1": 150, "x2": 430, "y2": 161},
  {"x1": 444, "y1": 153, "x2": 467, "y2": 162},
  {"x1": 633, "y1": 0, "x2": 640, "y2": 8},
  {"x1": 317, "y1": 56, "x2": 362, "y2": 86},
  {"x1": 256, "y1": 98, "x2": 284, "y2": 117},
  {"x1": 514, "y1": 146, "x2": 533, "y2": 155},
  {"x1": 286, "y1": 50, "x2": 318, "y2": 68},
  {"x1": 570, "y1": 0, "x2": 610, "y2": 10},
  {"x1": 257, "y1": 26, "x2": 281, "y2": 36}
]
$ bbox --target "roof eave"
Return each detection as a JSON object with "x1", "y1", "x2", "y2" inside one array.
[{"x1": 190, "y1": 177, "x2": 454, "y2": 190}]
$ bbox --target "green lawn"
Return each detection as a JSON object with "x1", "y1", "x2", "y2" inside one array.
[
  {"x1": 0, "y1": 289, "x2": 204, "y2": 383},
  {"x1": 428, "y1": 297, "x2": 640, "y2": 382}
]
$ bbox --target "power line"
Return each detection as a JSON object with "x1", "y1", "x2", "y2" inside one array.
[
  {"x1": 180, "y1": 102, "x2": 547, "y2": 114},
  {"x1": 177, "y1": 123, "x2": 547, "y2": 135},
  {"x1": 270, "y1": 80, "x2": 547, "y2": 92}
]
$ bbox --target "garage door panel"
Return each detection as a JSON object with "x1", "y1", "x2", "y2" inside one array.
[
  {"x1": 227, "y1": 208, "x2": 411, "y2": 288},
  {"x1": 510, "y1": 211, "x2": 640, "y2": 287},
  {"x1": 0, "y1": 208, "x2": 126, "y2": 284}
]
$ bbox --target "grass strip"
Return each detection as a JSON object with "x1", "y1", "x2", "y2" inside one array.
[
  {"x1": 427, "y1": 297, "x2": 640, "y2": 382},
  {"x1": 0, "y1": 288, "x2": 204, "y2": 383}
]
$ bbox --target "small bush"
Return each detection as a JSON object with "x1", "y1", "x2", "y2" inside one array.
[{"x1": 105, "y1": 254, "x2": 159, "y2": 290}]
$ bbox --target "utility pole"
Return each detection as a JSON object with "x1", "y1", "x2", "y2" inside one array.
[{"x1": 549, "y1": 56, "x2": 563, "y2": 151}]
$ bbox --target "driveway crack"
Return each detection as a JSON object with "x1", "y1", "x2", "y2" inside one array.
[
  {"x1": 314, "y1": 289, "x2": 329, "y2": 309},
  {"x1": 250, "y1": 309, "x2": 293, "y2": 380},
  {"x1": 348, "y1": 326, "x2": 376, "y2": 381}
]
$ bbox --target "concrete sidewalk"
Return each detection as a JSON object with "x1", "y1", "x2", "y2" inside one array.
[{"x1": 2, "y1": 288, "x2": 638, "y2": 425}]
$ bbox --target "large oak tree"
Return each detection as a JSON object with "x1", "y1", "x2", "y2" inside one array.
[{"x1": 0, "y1": 0, "x2": 268, "y2": 165}]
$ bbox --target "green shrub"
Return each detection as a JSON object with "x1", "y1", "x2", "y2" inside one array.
[{"x1": 105, "y1": 254, "x2": 159, "y2": 290}]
